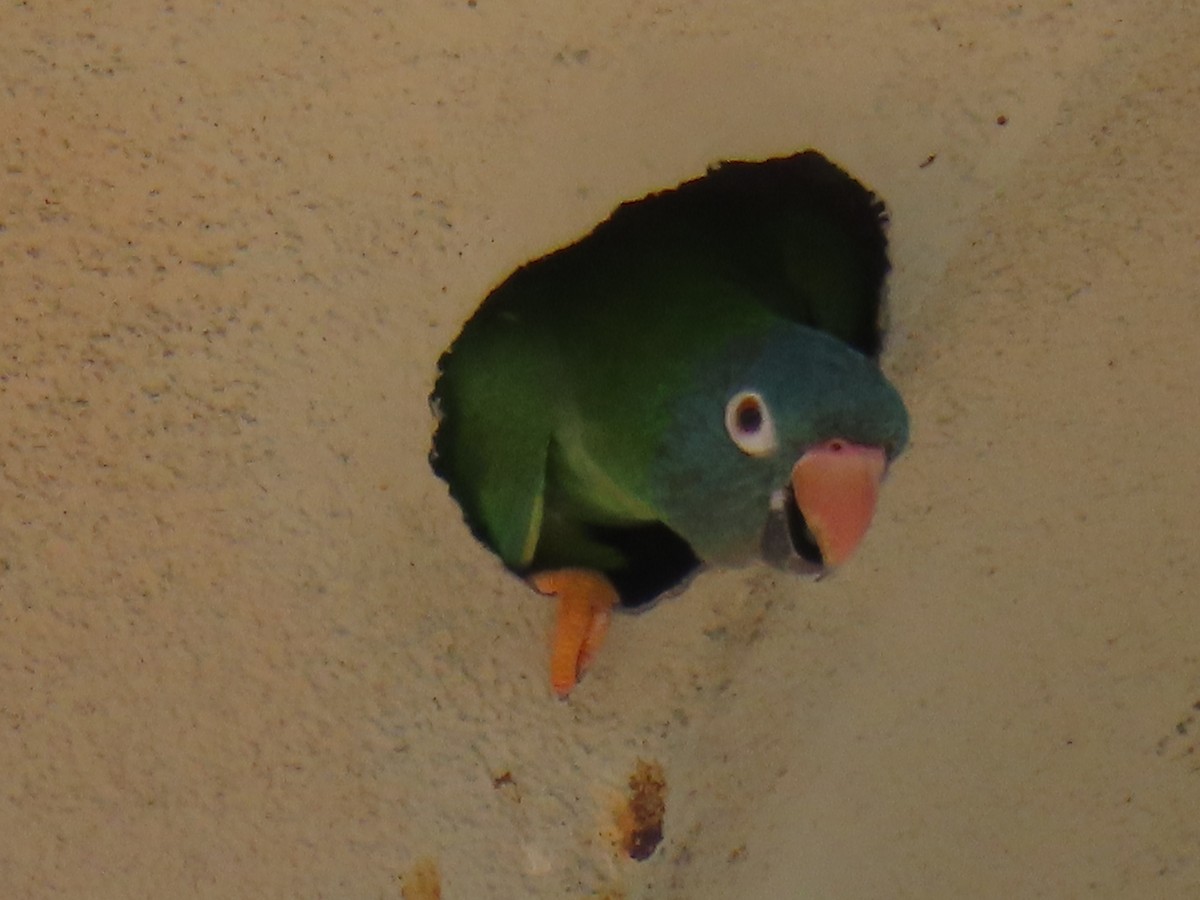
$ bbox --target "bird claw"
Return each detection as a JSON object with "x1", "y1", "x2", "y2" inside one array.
[{"x1": 529, "y1": 569, "x2": 618, "y2": 698}]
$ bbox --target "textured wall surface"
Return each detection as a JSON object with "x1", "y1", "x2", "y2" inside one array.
[{"x1": 2, "y1": 1, "x2": 1198, "y2": 897}]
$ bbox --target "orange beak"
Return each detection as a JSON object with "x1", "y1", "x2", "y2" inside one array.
[{"x1": 790, "y1": 440, "x2": 888, "y2": 568}]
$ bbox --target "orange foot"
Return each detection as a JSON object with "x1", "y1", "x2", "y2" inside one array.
[{"x1": 529, "y1": 568, "x2": 619, "y2": 698}]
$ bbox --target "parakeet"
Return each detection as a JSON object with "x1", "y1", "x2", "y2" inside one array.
[{"x1": 430, "y1": 151, "x2": 909, "y2": 697}]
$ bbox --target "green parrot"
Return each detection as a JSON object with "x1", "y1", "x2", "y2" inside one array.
[{"x1": 430, "y1": 151, "x2": 909, "y2": 697}]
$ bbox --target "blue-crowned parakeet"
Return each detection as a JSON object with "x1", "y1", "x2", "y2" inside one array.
[{"x1": 430, "y1": 151, "x2": 909, "y2": 696}]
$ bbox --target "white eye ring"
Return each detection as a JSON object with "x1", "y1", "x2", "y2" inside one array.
[{"x1": 724, "y1": 390, "x2": 778, "y2": 457}]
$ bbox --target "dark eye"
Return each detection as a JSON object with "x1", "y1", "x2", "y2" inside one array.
[
  {"x1": 724, "y1": 390, "x2": 777, "y2": 456},
  {"x1": 735, "y1": 397, "x2": 762, "y2": 433}
]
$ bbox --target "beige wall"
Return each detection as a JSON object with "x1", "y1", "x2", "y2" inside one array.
[{"x1": 2, "y1": 1, "x2": 1198, "y2": 896}]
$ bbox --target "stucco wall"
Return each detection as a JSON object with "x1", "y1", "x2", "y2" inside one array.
[{"x1": 2, "y1": 1, "x2": 1198, "y2": 897}]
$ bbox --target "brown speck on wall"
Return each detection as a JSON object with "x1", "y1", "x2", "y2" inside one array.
[
  {"x1": 618, "y1": 759, "x2": 668, "y2": 861},
  {"x1": 401, "y1": 857, "x2": 441, "y2": 900}
]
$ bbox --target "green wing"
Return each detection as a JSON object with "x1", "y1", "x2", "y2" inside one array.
[
  {"x1": 430, "y1": 270, "x2": 675, "y2": 574},
  {"x1": 430, "y1": 304, "x2": 554, "y2": 570}
]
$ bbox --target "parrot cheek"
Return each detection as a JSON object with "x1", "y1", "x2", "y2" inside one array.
[{"x1": 789, "y1": 440, "x2": 887, "y2": 568}]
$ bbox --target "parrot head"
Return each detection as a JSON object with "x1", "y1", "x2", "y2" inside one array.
[{"x1": 646, "y1": 322, "x2": 908, "y2": 575}]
